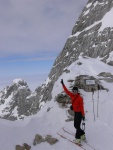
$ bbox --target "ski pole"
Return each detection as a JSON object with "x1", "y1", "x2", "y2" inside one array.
[
  {"x1": 92, "y1": 88, "x2": 95, "y2": 121},
  {"x1": 97, "y1": 84, "x2": 100, "y2": 118},
  {"x1": 82, "y1": 120, "x2": 85, "y2": 131}
]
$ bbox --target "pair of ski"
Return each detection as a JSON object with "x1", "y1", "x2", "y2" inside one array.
[{"x1": 57, "y1": 127, "x2": 96, "y2": 150}]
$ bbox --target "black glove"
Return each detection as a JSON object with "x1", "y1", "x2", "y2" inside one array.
[
  {"x1": 82, "y1": 116, "x2": 85, "y2": 121},
  {"x1": 61, "y1": 79, "x2": 64, "y2": 85}
]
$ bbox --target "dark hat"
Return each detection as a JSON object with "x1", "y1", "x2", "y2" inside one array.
[{"x1": 72, "y1": 86, "x2": 78, "y2": 92}]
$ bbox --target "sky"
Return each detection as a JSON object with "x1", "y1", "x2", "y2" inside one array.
[{"x1": 0, "y1": 0, "x2": 88, "y2": 90}]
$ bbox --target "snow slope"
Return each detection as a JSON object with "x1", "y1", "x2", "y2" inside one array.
[{"x1": 0, "y1": 57, "x2": 113, "y2": 150}]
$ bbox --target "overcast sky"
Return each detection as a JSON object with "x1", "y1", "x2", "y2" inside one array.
[{"x1": 0, "y1": 0, "x2": 88, "y2": 78}]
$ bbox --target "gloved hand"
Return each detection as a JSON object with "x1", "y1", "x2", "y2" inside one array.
[
  {"x1": 82, "y1": 116, "x2": 85, "y2": 121},
  {"x1": 61, "y1": 79, "x2": 64, "y2": 85}
]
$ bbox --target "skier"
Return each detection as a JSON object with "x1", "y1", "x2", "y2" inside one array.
[{"x1": 61, "y1": 79, "x2": 86, "y2": 144}]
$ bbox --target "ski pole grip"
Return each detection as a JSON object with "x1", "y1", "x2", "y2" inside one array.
[{"x1": 82, "y1": 121, "x2": 85, "y2": 131}]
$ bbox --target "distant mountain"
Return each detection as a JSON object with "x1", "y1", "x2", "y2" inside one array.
[
  {"x1": 0, "y1": 0, "x2": 113, "y2": 120},
  {"x1": 0, "y1": 79, "x2": 38, "y2": 120}
]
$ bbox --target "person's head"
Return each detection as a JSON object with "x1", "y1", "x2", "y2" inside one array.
[{"x1": 72, "y1": 86, "x2": 78, "y2": 94}]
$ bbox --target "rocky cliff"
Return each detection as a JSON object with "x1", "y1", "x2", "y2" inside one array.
[
  {"x1": 0, "y1": 79, "x2": 37, "y2": 120},
  {"x1": 36, "y1": 0, "x2": 113, "y2": 107}
]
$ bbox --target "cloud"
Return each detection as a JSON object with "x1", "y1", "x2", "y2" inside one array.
[
  {"x1": 1, "y1": 55, "x2": 56, "y2": 63},
  {"x1": 0, "y1": 0, "x2": 88, "y2": 56}
]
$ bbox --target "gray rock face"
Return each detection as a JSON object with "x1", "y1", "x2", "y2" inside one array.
[
  {"x1": 36, "y1": 0, "x2": 113, "y2": 113},
  {"x1": 0, "y1": 79, "x2": 37, "y2": 120},
  {"x1": 15, "y1": 143, "x2": 31, "y2": 150},
  {"x1": 45, "y1": 135, "x2": 58, "y2": 145},
  {"x1": 72, "y1": 0, "x2": 113, "y2": 34},
  {"x1": 33, "y1": 134, "x2": 45, "y2": 145},
  {"x1": 33, "y1": 134, "x2": 58, "y2": 146},
  {"x1": 98, "y1": 72, "x2": 113, "y2": 82}
]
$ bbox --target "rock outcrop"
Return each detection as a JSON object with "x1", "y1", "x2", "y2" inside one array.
[
  {"x1": 33, "y1": 134, "x2": 58, "y2": 146},
  {"x1": 0, "y1": 79, "x2": 38, "y2": 120},
  {"x1": 35, "y1": 0, "x2": 113, "y2": 111}
]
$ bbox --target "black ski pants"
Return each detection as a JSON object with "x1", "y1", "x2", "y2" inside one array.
[{"x1": 74, "y1": 112, "x2": 85, "y2": 139}]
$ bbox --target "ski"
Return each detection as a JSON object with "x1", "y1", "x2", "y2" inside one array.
[
  {"x1": 62, "y1": 127, "x2": 75, "y2": 136},
  {"x1": 57, "y1": 132, "x2": 86, "y2": 150},
  {"x1": 62, "y1": 127, "x2": 96, "y2": 150}
]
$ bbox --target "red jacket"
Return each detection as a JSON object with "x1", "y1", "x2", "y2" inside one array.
[{"x1": 62, "y1": 84, "x2": 85, "y2": 116}]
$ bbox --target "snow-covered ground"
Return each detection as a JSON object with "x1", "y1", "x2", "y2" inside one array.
[{"x1": 0, "y1": 57, "x2": 113, "y2": 150}]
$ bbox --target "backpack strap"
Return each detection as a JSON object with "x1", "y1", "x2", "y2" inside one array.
[{"x1": 72, "y1": 95, "x2": 79, "y2": 105}]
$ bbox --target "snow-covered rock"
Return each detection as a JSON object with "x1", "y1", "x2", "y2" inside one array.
[{"x1": 0, "y1": 79, "x2": 34, "y2": 120}]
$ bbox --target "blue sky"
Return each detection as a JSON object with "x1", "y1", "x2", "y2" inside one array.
[
  {"x1": 0, "y1": 52, "x2": 57, "y2": 76},
  {"x1": 0, "y1": 0, "x2": 88, "y2": 78}
]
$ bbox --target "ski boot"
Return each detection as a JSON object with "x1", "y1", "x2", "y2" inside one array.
[
  {"x1": 80, "y1": 134, "x2": 86, "y2": 141},
  {"x1": 74, "y1": 139, "x2": 81, "y2": 145}
]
